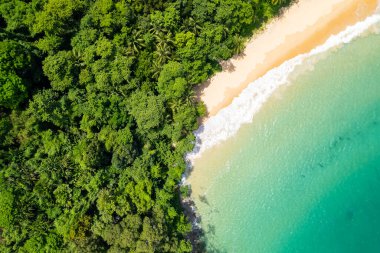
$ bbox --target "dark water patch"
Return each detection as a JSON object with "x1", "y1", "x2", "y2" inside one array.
[
  {"x1": 196, "y1": 32, "x2": 380, "y2": 253},
  {"x1": 345, "y1": 210, "x2": 354, "y2": 222},
  {"x1": 199, "y1": 194, "x2": 210, "y2": 205},
  {"x1": 207, "y1": 224, "x2": 216, "y2": 235}
]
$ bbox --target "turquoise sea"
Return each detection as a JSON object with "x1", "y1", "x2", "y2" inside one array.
[{"x1": 188, "y1": 17, "x2": 380, "y2": 252}]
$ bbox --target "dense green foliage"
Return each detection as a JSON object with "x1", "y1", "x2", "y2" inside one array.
[{"x1": 0, "y1": 0, "x2": 290, "y2": 252}]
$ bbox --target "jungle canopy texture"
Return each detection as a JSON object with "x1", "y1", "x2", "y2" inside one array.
[{"x1": 0, "y1": 0, "x2": 290, "y2": 252}]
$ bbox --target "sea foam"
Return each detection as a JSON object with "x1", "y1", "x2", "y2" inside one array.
[{"x1": 186, "y1": 13, "x2": 380, "y2": 166}]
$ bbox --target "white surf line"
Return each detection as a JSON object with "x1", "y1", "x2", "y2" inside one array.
[{"x1": 185, "y1": 13, "x2": 380, "y2": 170}]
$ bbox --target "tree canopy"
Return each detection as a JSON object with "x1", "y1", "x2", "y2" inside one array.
[{"x1": 0, "y1": 0, "x2": 291, "y2": 252}]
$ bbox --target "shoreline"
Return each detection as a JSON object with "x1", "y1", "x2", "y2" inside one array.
[
  {"x1": 184, "y1": 0, "x2": 380, "y2": 250},
  {"x1": 198, "y1": 0, "x2": 379, "y2": 119}
]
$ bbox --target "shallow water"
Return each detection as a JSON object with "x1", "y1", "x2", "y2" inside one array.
[{"x1": 189, "y1": 23, "x2": 380, "y2": 252}]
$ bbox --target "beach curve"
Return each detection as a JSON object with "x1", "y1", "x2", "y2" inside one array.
[
  {"x1": 199, "y1": 0, "x2": 379, "y2": 119},
  {"x1": 185, "y1": 0, "x2": 380, "y2": 165}
]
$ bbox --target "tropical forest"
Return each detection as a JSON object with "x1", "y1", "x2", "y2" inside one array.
[{"x1": 0, "y1": 0, "x2": 290, "y2": 252}]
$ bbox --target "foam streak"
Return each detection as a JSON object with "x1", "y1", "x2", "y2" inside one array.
[{"x1": 186, "y1": 14, "x2": 380, "y2": 165}]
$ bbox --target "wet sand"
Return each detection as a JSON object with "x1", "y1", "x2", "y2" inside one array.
[{"x1": 199, "y1": 0, "x2": 378, "y2": 119}]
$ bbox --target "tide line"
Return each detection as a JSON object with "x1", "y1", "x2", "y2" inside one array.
[{"x1": 185, "y1": 13, "x2": 380, "y2": 169}]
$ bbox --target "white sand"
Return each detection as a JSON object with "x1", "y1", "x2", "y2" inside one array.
[{"x1": 199, "y1": 0, "x2": 378, "y2": 119}]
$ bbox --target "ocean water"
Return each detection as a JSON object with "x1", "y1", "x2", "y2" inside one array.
[{"x1": 188, "y1": 17, "x2": 380, "y2": 253}]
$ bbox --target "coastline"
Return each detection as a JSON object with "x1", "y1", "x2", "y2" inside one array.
[
  {"x1": 198, "y1": 0, "x2": 379, "y2": 119},
  {"x1": 184, "y1": 0, "x2": 380, "y2": 250},
  {"x1": 188, "y1": 30, "x2": 380, "y2": 251}
]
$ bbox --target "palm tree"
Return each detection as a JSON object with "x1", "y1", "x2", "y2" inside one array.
[
  {"x1": 168, "y1": 99, "x2": 182, "y2": 114},
  {"x1": 181, "y1": 17, "x2": 202, "y2": 36},
  {"x1": 185, "y1": 88, "x2": 197, "y2": 106},
  {"x1": 154, "y1": 31, "x2": 174, "y2": 48},
  {"x1": 149, "y1": 26, "x2": 168, "y2": 36},
  {"x1": 151, "y1": 60, "x2": 163, "y2": 79},
  {"x1": 221, "y1": 26, "x2": 229, "y2": 40},
  {"x1": 72, "y1": 48, "x2": 85, "y2": 67},
  {"x1": 271, "y1": 0, "x2": 287, "y2": 5},
  {"x1": 233, "y1": 36, "x2": 246, "y2": 56},
  {"x1": 154, "y1": 42, "x2": 172, "y2": 64},
  {"x1": 128, "y1": 30, "x2": 145, "y2": 55},
  {"x1": 150, "y1": 29, "x2": 175, "y2": 64}
]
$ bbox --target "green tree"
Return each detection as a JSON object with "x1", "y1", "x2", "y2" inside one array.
[
  {"x1": 157, "y1": 61, "x2": 188, "y2": 100},
  {"x1": 0, "y1": 0, "x2": 292, "y2": 251},
  {"x1": 0, "y1": 40, "x2": 32, "y2": 108},
  {"x1": 0, "y1": 186, "x2": 13, "y2": 229},
  {"x1": 0, "y1": 71, "x2": 27, "y2": 109},
  {"x1": 43, "y1": 51, "x2": 78, "y2": 91},
  {"x1": 32, "y1": 0, "x2": 86, "y2": 35},
  {"x1": 129, "y1": 91, "x2": 164, "y2": 131}
]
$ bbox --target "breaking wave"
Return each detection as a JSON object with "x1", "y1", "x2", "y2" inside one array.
[{"x1": 186, "y1": 13, "x2": 380, "y2": 166}]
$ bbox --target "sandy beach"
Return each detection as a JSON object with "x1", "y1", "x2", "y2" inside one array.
[{"x1": 199, "y1": 0, "x2": 379, "y2": 119}]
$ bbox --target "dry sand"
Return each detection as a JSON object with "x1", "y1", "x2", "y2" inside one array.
[{"x1": 199, "y1": 0, "x2": 379, "y2": 119}]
